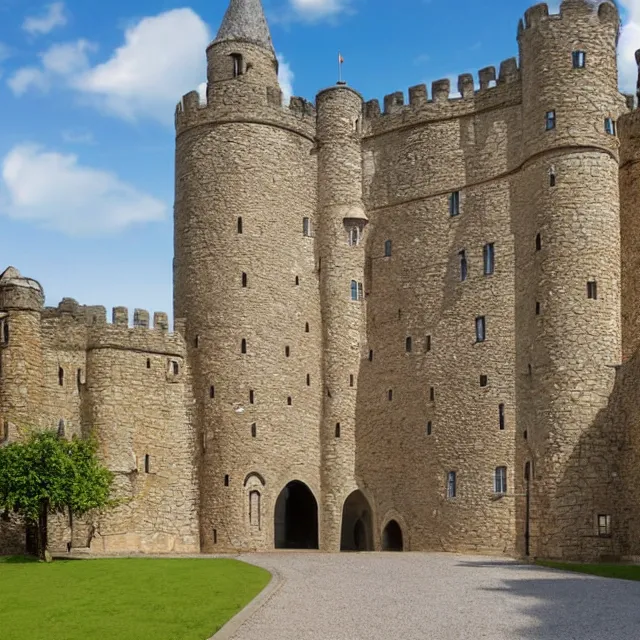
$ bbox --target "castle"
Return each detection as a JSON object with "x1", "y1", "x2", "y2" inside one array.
[{"x1": 2, "y1": 0, "x2": 640, "y2": 561}]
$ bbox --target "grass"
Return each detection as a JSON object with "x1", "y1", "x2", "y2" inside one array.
[
  {"x1": 0, "y1": 556, "x2": 270, "y2": 640},
  {"x1": 537, "y1": 560, "x2": 640, "y2": 582}
]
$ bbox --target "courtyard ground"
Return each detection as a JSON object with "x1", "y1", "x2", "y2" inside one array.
[
  {"x1": 0, "y1": 556, "x2": 270, "y2": 640},
  {"x1": 214, "y1": 552, "x2": 640, "y2": 640}
]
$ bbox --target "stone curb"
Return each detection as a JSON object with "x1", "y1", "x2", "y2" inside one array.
[{"x1": 209, "y1": 562, "x2": 284, "y2": 640}]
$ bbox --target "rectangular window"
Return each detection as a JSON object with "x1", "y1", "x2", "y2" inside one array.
[
  {"x1": 447, "y1": 471, "x2": 457, "y2": 498},
  {"x1": 358, "y1": 282, "x2": 364, "y2": 301},
  {"x1": 545, "y1": 110, "x2": 556, "y2": 131},
  {"x1": 350, "y1": 374, "x2": 354, "y2": 387},
  {"x1": 425, "y1": 335, "x2": 432, "y2": 352},
  {"x1": 406, "y1": 337, "x2": 412, "y2": 353},
  {"x1": 605, "y1": 118, "x2": 616, "y2": 136},
  {"x1": 231, "y1": 53, "x2": 243, "y2": 78},
  {"x1": 351, "y1": 280, "x2": 358, "y2": 301},
  {"x1": 349, "y1": 227, "x2": 360, "y2": 246},
  {"x1": 572, "y1": 50, "x2": 586, "y2": 69},
  {"x1": 449, "y1": 191, "x2": 460, "y2": 217},
  {"x1": 459, "y1": 250, "x2": 468, "y2": 282},
  {"x1": 0, "y1": 319, "x2": 7, "y2": 344},
  {"x1": 475, "y1": 316, "x2": 486, "y2": 343},
  {"x1": 480, "y1": 375, "x2": 488, "y2": 387},
  {"x1": 483, "y1": 243, "x2": 495, "y2": 276},
  {"x1": 303, "y1": 217, "x2": 312, "y2": 237},
  {"x1": 249, "y1": 389, "x2": 255, "y2": 404},
  {"x1": 429, "y1": 387, "x2": 435, "y2": 402},
  {"x1": 427, "y1": 421, "x2": 432, "y2": 436},
  {"x1": 144, "y1": 454, "x2": 150, "y2": 474},
  {"x1": 384, "y1": 240, "x2": 392, "y2": 257},
  {"x1": 587, "y1": 281, "x2": 598, "y2": 300},
  {"x1": 597, "y1": 514, "x2": 612, "y2": 537},
  {"x1": 499, "y1": 403, "x2": 505, "y2": 430},
  {"x1": 494, "y1": 467, "x2": 507, "y2": 494}
]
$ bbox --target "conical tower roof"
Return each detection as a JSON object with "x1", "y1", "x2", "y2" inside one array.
[{"x1": 214, "y1": 0, "x2": 274, "y2": 52}]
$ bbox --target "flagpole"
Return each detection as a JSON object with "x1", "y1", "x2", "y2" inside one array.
[{"x1": 338, "y1": 52, "x2": 342, "y2": 84}]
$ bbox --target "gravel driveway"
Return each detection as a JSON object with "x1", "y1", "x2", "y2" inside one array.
[{"x1": 217, "y1": 552, "x2": 640, "y2": 640}]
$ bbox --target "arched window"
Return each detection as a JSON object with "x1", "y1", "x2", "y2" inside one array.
[
  {"x1": 350, "y1": 280, "x2": 358, "y2": 301},
  {"x1": 231, "y1": 53, "x2": 243, "y2": 78},
  {"x1": 494, "y1": 466, "x2": 507, "y2": 494},
  {"x1": 249, "y1": 490, "x2": 261, "y2": 528},
  {"x1": 384, "y1": 240, "x2": 392, "y2": 257}
]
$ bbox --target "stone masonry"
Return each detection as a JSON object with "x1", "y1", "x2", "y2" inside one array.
[{"x1": 3, "y1": 0, "x2": 640, "y2": 561}]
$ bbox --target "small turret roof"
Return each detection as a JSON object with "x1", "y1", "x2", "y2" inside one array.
[
  {"x1": 214, "y1": 0, "x2": 274, "y2": 52},
  {"x1": 0, "y1": 266, "x2": 43, "y2": 292}
]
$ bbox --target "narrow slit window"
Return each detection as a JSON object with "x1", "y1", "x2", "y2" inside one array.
[
  {"x1": 351, "y1": 280, "x2": 358, "y2": 301},
  {"x1": 447, "y1": 471, "x2": 457, "y2": 498},
  {"x1": 287, "y1": 396, "x2": 292, "y2": 406},
  {"x1": 306, "y1": 374, "x2": 311, "y2": 386},
  {"x1": 384, "y1": 240, "x2": 392, "y2": 257},
  {"x1": 251, "y1": 423, "x2": 257, "y2": 437},
  {"x1": 295, "y1": 276, "x2": 299, "y2": 285},
  {"x1": 369, "y1": 350, "x2": 373, "y2": 362},
  {"x1": 536, "y1": 301, "x2": 541, "y2": 316},
  {"x1": 77, "y1": 368, "x2": 83, "y2": 390},
  {"x1": 499, "y1": 404, "x2": 505, "y2": 430},
  {"x1": 406, "y1": 337, "x2": 412, "y2": 353},
  {"x1": 427, "y1": 421, "x2": 432, "y2": 436},
  {"x1": 224, "y1": 474, "x2": 229, "y2": 486},
  {"x1": 241, "y1": 339, "x2": 247, "y2": 354},
  {"x1": 349, "y1": 227, "x2": 360, "y2": 246},
  {"x1": 449, "y1": 191, "x2": 460, "y2": 217},
  {"x1": 480, "y1": 375, "x2": 488, "y2": 387},
  {"x1": 194, "y1": 336, "x2": 199, "y2": 348},
  {"x1": 388, "y1": 389, "x2": 393, "y2": 401},
  {"x1": 210, "y1": 386, "x2": 215, "y2": 399},
  {"x1": 535, "y1": 233, "x2": 542, "y2": 251},
  {"x1": 242, "y1": 272, "x2": 247, "y2": 288},
  {"x1": 459, "y1": 250, "x2": 468, "y2": 282},
  {"x1": 335, "y1": 423, "x2": 341, "y2": 438},
  {"x1": 146, "y1": 358, "x2": 151, "y2": 369},
  {"x1": 572, "y1": 50, "x2": 586, "y2": 69},
  {"x1": 605, "y1": 118, "x2": 616, "y2": 136},
  {"x1": 237, "y1": 217, "x2": 243, "y2": 234},
  {"x1": 483, "y1": 243, "x2": 495, "y2": 276},
  {"x1": 213, "y1": 529, "x2": 218, "y2": 544},
  {"x1": 1, "y1": 320, "x2": 8, "y2": 344},
  {"x1": 425, "y1": 335, "x2": 432, "y2": 352},
  {"x1": 144, "y1": 455, "x2": 150, "y2": 474},
  {"x1": 549, "y1": 170, "x2": 556, "y2": 187},
  {"x1": 494, "y1": 466, "x2": 507, "y2": 494},
  {"x1": 545, "y1": 110, "x2": 556, "y2": 131},
  {"x1": 429, "y1": 387, "x2": 435, "y2": 402},
  {"x1": 249, "y1": 389, "x2": 255, "y2": 404},
  {"x1": 231, "y1": 53, "x2": 243, "y2": 77},
  {"x1": 285, "y1": 346, "x2": 290, "y2": 357},
  {"x1": 587, "y1": 281, "x2": 598, "y2": 300},
  {"x1": 475, "y1": 316, "x2": 486, "y2": 343},
  {"x1": 173, "y1": 361, "x2": 179, "y2": 375},
  {"x1": 305, "y1": 322, "x2": 309, "y2": 333},
  {"x1": 58, "y1": 367, "x2": 64, "y2": 386},
  {"x1": 303, "y1": 217, "x2": 312, "y2": 237},
  {"x1": 350, "y1": 374, "x2": 354, "y2": 387}
]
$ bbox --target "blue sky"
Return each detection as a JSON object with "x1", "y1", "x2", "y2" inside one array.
[{"x1": 0, "y1": 0, "x2": 638, "y2": 319}]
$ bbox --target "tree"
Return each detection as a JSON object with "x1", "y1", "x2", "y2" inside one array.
[{"x1": 0, "y1": 430, "x2": 113, "y2": 560}]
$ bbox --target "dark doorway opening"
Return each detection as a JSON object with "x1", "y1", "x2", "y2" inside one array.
[
  {"x1": 274, "y1": 481, "x2": 319, "y2": 549},
  {"x1": 382, "y1": 520, "x2": 403, "y2": 551},
  {"x1": 340, "y1": 490, "x2": 373, "y2": 551}
]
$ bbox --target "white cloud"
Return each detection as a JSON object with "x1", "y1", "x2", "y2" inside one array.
[
  {"x1": 8, "y1": 67, "x2": 49, "y2": 95},
  {"x1": 619, "y1": 0, "x2": 640, "y2": 94},
  {"x1": 0, "y1": 144, "x2": 165, "y2": 235},
  {"x1": 61, "y1": 129, "x2": 95, "y2": 144},
  {"x1": 277, "y1": 54, "x2": 294, "y2": 103},
  {"x1": 76, "y1": 9, "x2": 210, "y2": 124},
  {"x1": 42, "y1": 39, "x2": 95, "y2": 75},
  {"x1": 288, "y1": 0, "x2": 351, "y2": 20},
  {"x1": 23, "y1": 2, "x2": 67, "y2": 36}
]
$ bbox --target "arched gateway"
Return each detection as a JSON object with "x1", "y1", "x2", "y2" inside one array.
[
  {"x1": 382, "y1": 520, "x2": 404, "y2": 551},
  {"x1": 274, "y1": 481, "x2": 319, "y2": 549},
  {"x1": 340, "y1": 490, "x2": 374, "y2": 551}
]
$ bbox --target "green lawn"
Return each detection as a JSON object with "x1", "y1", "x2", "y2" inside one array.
[
  {"x1": 537, "y1": 560, "x2": 640, "y2": 582},
  {"x1": 0, "y1": 556, "x2": 270, "y2": 640}
]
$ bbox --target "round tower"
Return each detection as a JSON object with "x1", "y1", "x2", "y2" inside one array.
[
  {"x1": 0, "y1": 267, "x2": 45, "y2": 441},
  {"x1": 174, "y1": 0, "x2": 321, "y2": 552},
  {"x1": 516, "y1": 0, "x2": 625, "y2": 559},
  {"x1": 315, "y1": 85, "x2": 368, "y2": 551}
]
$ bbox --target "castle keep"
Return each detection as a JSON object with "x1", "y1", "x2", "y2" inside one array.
[{"x1": 3, "y1": 0, "x2": 640, "y2": 560}]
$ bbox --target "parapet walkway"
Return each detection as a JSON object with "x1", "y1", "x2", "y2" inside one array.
[{"x1": 213, "y1": 552, "x2": 640, "y2": 640}]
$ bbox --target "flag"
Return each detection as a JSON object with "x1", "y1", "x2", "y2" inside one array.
[{"x1": 339, "y1": 53, "x2": 344, "y2": 64}]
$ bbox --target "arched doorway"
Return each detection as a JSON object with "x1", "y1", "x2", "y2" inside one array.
[
  {"x1": 274, "y1": 481, "x2": 319, "y2": 549},
  {"x1": 340, "y1": 490, "x2": 373, "y2": 551},
  {"x1": 382, "y1": 520, "x2": 403, "y2": 551}
]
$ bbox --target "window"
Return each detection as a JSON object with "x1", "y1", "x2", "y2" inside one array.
[
  {"x1": 449, "y1": 191, "x2": 460, "y2": 217},
  {"x1": 1, "y1": 420, "x2": 8, "y2": 443},
  {"x1": 475, "y1": 316, "x2": 486, "y2": 343},
  {"x1": 213, "y1": 529, "x2": 218, "y2": 544},
  {"x1": 305, "y1": 322, "x2": 310, "y2": 333},
  {"x1": 194, "y1": 336, "x2": 199, "y2": 348},
  {"x1": 388, "y1": 389, "x2": 393, "y2": 401},
  {"x1": 494, "y1": 467, "x2": 507, "y2": 494},
  {"x1": 231, "y1": 53, "x2": 243, "y2": 77},
  {"x1": 524, "y1": 430, "x2": 528, "y2": 440},
  {"x1": 447, "y1": 471, "x2": 457, "y2": 498},
  {"x1": 358, "y1": 282, "x2": 364, "y2": 300},
  {"x1": 598, "y1": 514, "x2": 611, "y2": 537},
  {"x1": 210, "y1": 386, "x2": 215, "y2": 399},
  {"x1": 459, "y1": 250, "x2": 468, "y2": 282},
  {"x1": 524, "y1": 461, "x2": 531, "y2": 481},
  {"x1": 0, "y1": 320, "x2": 7, "y2": 344},
  {"x1": 145, "y1": 455, "x2": 150, "y2": 474},
  {"x1": 349, "y1": 227, "x2": 360, "y2": 246},
  {"x1": 287, "y1": 396, "x2": 292, "y2": 406},
  {"x1": 249, "y1": 491, "x2": 261, "y2": 528},
  {"x1": 249, "y1": 389, "x2": 254, "y2": 404},
  {"x1": 335, "y1": 423, "x2": 341, "y2": 438},
  {"x1": 572, "y1": 50, "x2": 586, "y2": 68},
  {"x1": 285, "y1": 346, "x2": 290, "y2": 358},
  {"x1": 351, "y1": 280, "x2": 358, "y2": 301},
  {"x1": 295, "y1": 276, "x2": 300, "y2": 286},
  {"x1": 549, "y1": 171, "x2": 556, "y2": 187},
  {"x1": 384, "y1": 240, "x2": 392, "y2": 257},
  {"x1": 241, "y1": 339, "x2": 247, "y2": 354},
  {"x1": 237, "y1": 217, "x2": 243, "y2": 234},
  {"x1": 587, "y1": 281, "x2": 598, "y2": 300},
  {"x1": 499, "y1": 403, "x2": 505, "y2": 430},
  {"x1": 350, "y1": 374, "x2": 354, "y2": 387},
  {"x1": 406, "y1": 337, "x2": 412, "y2": 353},
  {"x1": 480, "y1": 375, "x2": 488, "y2": 387},
  {"x1": 306, "y1": 374, "x2": 310, "y2": 386},
  {"x1": 58, "y1": 367, "x2": 64, "y2": 386},
  {"x1": 172, "y1": 361, "x2": 179, "y2": 375},
  {"x1": 430, "y1": 387, "x2": 435, "y2": 402},
  {"x1": 535, "y1": 233, "x2": 542, "y2": 251},
  {"x1": 483, "y1": 243, "x2": 495, "y2": 276},
  {"x1": 77, "y1": 368, "x2": 83, "y2": 390},
  {"x1": 425, "y1": 335, "x2": 432, "y2": 352},
  {"x1": 224, "y1": 474, "x2": 230, "y2": 486},
  {"x1": 605, "y1": 118, "x2": 616, "y2": 136},
  {"x1": 242, "y1": 272, "x2": 248, "y2": 288},
  {"x1": 303, "y1": 217, "x2": 312, "y2": 237},
  {"x1": 251, "y1": 423, "x2": 257, "y2": 437},
  {"x1": 545, "y1": 110, "x2": 556, "y2": 131},
  {"x1": 536, "y1": 301, "x2": 541, "y2": 316},
  {"x1": 427, "y1": 421, "x2": 432, "y2": 436},
  {"x1": 146, "y1": 358, "x2": 151, "y2": 369}
]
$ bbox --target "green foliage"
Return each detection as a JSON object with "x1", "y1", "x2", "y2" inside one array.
[
  {"x1": 0, "y1": 558, "x2": 270, "y2": 640},
  {"x1": 537, "y1": 560, "x2": 640, "y2": 582},
  {"x1": 0, "y1": 430, "x2": 113, "y2": 524}
]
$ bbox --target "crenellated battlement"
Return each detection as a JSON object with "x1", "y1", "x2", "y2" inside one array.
[
  {"x1": 363, "y1": 58, "x2": 521, "y2": 134},
  {"x1": 518, "y1": 1, "x2": 619, "y2": 37}
]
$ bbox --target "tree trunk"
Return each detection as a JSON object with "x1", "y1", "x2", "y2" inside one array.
[{"x1": 37, "y1": 499, "x2": 48, "y2": 561}]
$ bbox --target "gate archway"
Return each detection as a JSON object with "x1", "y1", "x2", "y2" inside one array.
[
  {"x1": 382, "y1": 519, "x2": 403, "y2": 551},
  {"x1": 274, "y1": 481, "x2": 319, "y2": 549},
  {"x1": 340, "y1": 490, "x2": 373, "y2": 551}
]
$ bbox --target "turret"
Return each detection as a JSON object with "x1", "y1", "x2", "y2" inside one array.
[
  {"x1": 316, "y1": 85, "x2": 368, "y2": 551},
  {"x1": 515, "y1": 0, "x2": 625, "y2": 559},
  {"x1": 0, "y1": 267, "x2": 45, "y2": 442},
  {"x1": 174, "y1": 0, "x2": 321, "y2": 552}
]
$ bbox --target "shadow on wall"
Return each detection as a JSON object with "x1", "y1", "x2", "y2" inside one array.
[{"x1": 457, "y1": 560, "x2": 640, "y2": 639}]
